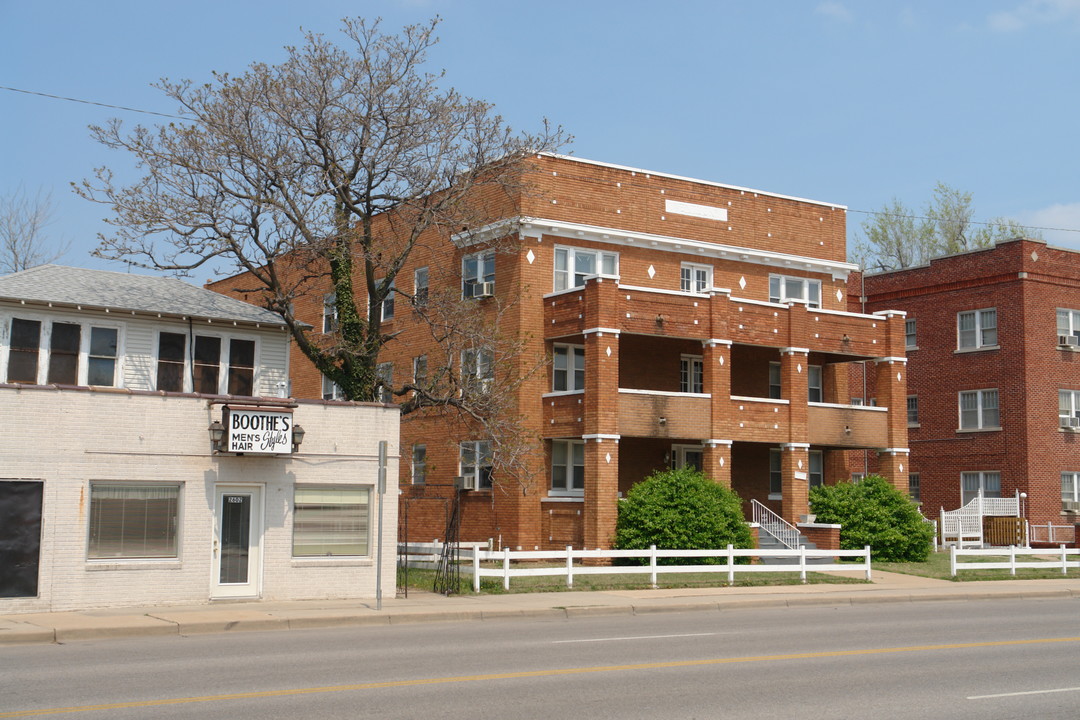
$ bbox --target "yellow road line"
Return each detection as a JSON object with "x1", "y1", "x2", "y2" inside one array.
[{"x1": 3, "y1": 636, "x2": 1078, "y2": 718}]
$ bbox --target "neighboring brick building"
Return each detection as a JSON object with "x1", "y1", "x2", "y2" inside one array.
[
  {"x1": 217, "y1": 154, "x2": 910, "y2": 551},
  {"x1": 0, "y1": 265, "x2": 398, "y2": 612},
  {"x1": 858, "y1": 238, "x2": 1080, "y2": 534}
]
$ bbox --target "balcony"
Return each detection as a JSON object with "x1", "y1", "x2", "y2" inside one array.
[
  {"x1": 616, "y1": 389, "x2": 711, "y2": 438},
  {"x1": 806, "y1": 403, "x2": 889, "y2": 448},
  {"x1": 728, "y1": 395, "x2": 789, "y2": 444}
]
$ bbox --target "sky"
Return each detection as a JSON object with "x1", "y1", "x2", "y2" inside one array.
[{"x1": 3, "y1": 0, "x2": 1080, "y2": 280}]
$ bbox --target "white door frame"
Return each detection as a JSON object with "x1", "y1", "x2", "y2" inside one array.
[
  {"x1": 671, "y1": 444, "x2": 705, "y2": 471},
  {"x1": 211, "y1": 484, "x2": 264, "y2": 599}
]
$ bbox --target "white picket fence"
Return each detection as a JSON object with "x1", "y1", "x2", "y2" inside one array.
[
  {"x1": 949, "y1": 545, "x2": 1080, "y2": 577},
  {"x1": 400, "y1": 542, "x2": 871, "y2": 591},
  {"x1": 1028, "y1": 523, "x2": 1076, "y2": 545}
]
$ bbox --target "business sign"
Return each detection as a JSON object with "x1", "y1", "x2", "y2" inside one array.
[{"x1": 223, "y1": 406, "x2": 294, "y2": 454}]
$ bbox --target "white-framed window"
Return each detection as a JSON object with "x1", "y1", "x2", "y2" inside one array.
[
  {"x1": 680, "y1": 263, "x2": 712, "y2": 293},
  {"x1": 1059, "y1": 390, "x2": 1080, "y2": 429},
  {"x1": 412, "y1": 445, "x2": 427, "y2": 485},
  {"x1": 460, "y1": 440, "x2": 493, "y2": 490},
  {"x1": 769, "y1": 449, "x2": 782, "y2": 498},
  {"x1": 961, "y1": 471, "x2": 1001, "y2": 505},
  {"x1": 322, "y1": 294, "x2": 338, "y2": 333},
  {"x1": 3, "y1": 315, "x2": 122, "y2": 387},
  {"x1": 680, "y1": 355, "x2": 704, "y2": 394},
  {"x1": 957, "y1": 308, "x2": 997, "y2": 350},
  {"x1": 1062, "y1": 472, "x2": 1080, "y2": 509},
  {"x1": 461, "y1": 347, "x2": 494, "y2": 395},
  {"x1": 87, "y1": 483, "x2": 180, "y2": 559},
  {"x1": 905, "y1": 318, "x2": 917, "y2": 349},
  {"x1": 551, "y1": 439, "x2": 585, "y2": 494},
  {"x1": 322, "y1": 375, "x2": 344, "y2": 401},
  {"x1": 376, "y1": 362, "x2": 393, "y2": 403},
  {"x1": 851, "y1": 397, "x2": 864, "y2": 406},
  {"x1": 769, "y1": 275, "x2": 821, "y2": 308},
  {"x1": 292, "y1": 485, "x2": 370, "y2": 557},
  {"x1": 671, "y1": 444, "x2": 704, "y2": 471},
  {"x1": 552, "y1": 344, "x2": 585, "y2": 392},
  {"x1": 808, "y1": 365, "x2": 823, "y2": 403},
  {"x1": 851, "y1": 472, "x2": 866, "y2": 483},
  {"x1": 553, "y1": 246, "x2": 618, "y2": 292},
  {"x1": 462, "y1": 250, "x2": 495, "y2": 299},
  {"x1": 809, "y1": 450, "x2": 823, "y2": 488},
  {"x1": 907, "y1": 396, "x2": 919, "y2": 425},
  {"x1": 909, "y1": 472, "x2": 921, "y2": 502},
  {"x1": 378, "y1": 279, "x2": 395, "y2": 321},
  {"x1": 413, "y1": 267, "x2": 429, "y2": 307},
  {"x1": 959, "y1": 389, "x2": 999, "y2": 430},
  {"x1": 155, "y1": 331, "x2": 256, "y2": 396},
  {"x1": 769, "y1": 362, "x2": 782, "y2": 399},
  {"x1": 413, "y1": 355, "x2": 428, "y2": 387}
]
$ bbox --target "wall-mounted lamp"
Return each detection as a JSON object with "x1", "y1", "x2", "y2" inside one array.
[
  {"x1": 842, "y1": 334, "x2": 851, "y2": 343},
  {"x1": 208, "y1": 420, "x2": 225, "y2": 452},
  {"x1": 844, "y1": 425, "x2": 852, "y2": 435},
  {"x1": 292, "y1": 424, "x2": 306, "y2": 453},
  {"x1": 655, "y1": 314, "x2": 664, "y2": 326},
  {"x1": 658, "y1": 416, "x2": 667, "y2": 425}
]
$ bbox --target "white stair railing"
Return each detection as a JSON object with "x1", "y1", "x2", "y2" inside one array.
[{"x1": 751, "y1": 499, "x2": 802, "y2": 549}]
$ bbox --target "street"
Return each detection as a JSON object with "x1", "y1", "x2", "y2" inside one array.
[{"x1": 1, "y1": 598, "x2": 1079, "y2": 719}]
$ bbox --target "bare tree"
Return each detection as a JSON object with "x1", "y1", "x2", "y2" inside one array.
[
  {"x1": 852, "y1": 182, "x2": 1039, "y2": 272},
  {"x1": 0, "y1": 188, "x2": 68, "y2": 274},
  {"x1": 77, "y1": 17, "x2": 562, "y2": 398}
]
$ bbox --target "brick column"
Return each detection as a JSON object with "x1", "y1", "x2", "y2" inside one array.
[
  {"x1": 583, "y1": 436, "x2": 619, "y2": 549},
  {"x1": 702, "y1": 338, "x2": 732, "y2": 487},
  {"x1": 780, "y1": 348, "x2": 809, "y2": 443},
  {"x1": 702, "y1": 440, "x2": 732, "y2": 488},
  {"x1": 874, "y1": 356, "x2": 909, "y2": 494},
  {"x1": 780, "y1": 442, "x2": 811, "y2": 524}
]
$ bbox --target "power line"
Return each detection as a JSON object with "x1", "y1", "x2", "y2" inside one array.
[
  {"x1": 0, "y1": 85, "x2": 186, "y2": 120},
  {"x1": 846, "y1": 207, "x2": 1080, "y2": 235}
]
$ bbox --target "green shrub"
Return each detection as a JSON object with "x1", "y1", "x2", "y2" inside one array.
[
  {"x1": 614, "y1": 467, "x2": 754, "y2": 564},
  {"x1": 809, "y1": 474, "x2": 933, "y2": 562}
]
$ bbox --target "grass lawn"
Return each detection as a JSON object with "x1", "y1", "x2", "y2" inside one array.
[{"x1": 874, "y1": 549, "x2": 1080, "y2": 581}]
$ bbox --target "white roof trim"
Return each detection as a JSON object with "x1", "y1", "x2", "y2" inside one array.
[{"x1": 453, "y1": 217, "x2": 858, "y2": 281}]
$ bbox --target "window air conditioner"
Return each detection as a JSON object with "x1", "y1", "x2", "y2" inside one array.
[
  {"x1": 1072, "y1": 417, "x2": 1080, "y2": 428},
  {"x1": 1062, "y1": 501, "x2": 1080, "y2": 512},
  {"x1": 1060, "y1": 334, "x2": 1079, "y2": 347},
  {"x1": 474, "y1": 281, "x2": 495, "y2": 298},
  {"x1": 1062, "y1": 416, "x2": 1080, "y2": 428},
  {"x1": 460, "y1": 474, "x2": 478, "y2": 491}
]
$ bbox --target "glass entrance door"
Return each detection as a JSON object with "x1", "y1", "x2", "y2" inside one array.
[{"x1": 212, "y1": 486, "x2": 262, "y2": 599}]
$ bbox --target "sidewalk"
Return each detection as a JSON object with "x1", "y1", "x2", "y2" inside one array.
[{"x1": 2, "y1": 571, "x2": 1078, "y2": 646}]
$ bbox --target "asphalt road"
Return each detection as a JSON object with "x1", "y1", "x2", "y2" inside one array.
[{"x1": 1, "y1": 598, "x2": 1079, "y2": 719}]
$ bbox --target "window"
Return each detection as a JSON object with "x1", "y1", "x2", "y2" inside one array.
[
  {"x1": 376, "y1": 362, "x2": 393, "y2": 403},
  {"x1": 909, "y1": 473, "x2": 921, "y2": 502},
  {"x1": 959, "y1": 389, "x2": 999, "y2": 430},
  {"x1": 460, "y1": 440, "x2": 493, "y2": 489},
  {"x1": 412, "y1": 445, "x2": 427, "y2": 485},
  {"x1": 808, "y1": 365, "x2": 823, "y2": 403},
  {"x1": 680, "y1": 263, "x2": 712, "y2": 293},
  {"x1": 961, "y1": 471, "x2": 1001, "y2": 506},
  {"x1": 680, "y1": 355, "x2": 704, "y2": 394},
  {"x1": 553, "y1": 246, "x2": 618, "y2": 291},
  {"x1": 851, "y1": 398, "x2": 864, "y2": 406},
  {"x1": 1059, "y1": 390, "x2": 1080, "y2": 429},
  {"x1": 907, "y1": 396, "x2": 919, "y2": 425},
  {"x1": 227, "y1": 339, "x2": 255, "y2": 396},
  {"x1": 193, "y1": 335, "x2": 221, "y2": 394},
  {"x1": 1062, "y1": 472, "x2": 1080, "y2": 508},
  {"x1": 463, "y1": 250, "x2": 495, "y2": 298},
  {"x1": 322, "y1": 375, "x2": 344, "y2": 401},
  {"x1": 769, "y1": 449, "x2": 782, "y2": 498},
  {"x1": 88, "y1": 327, "x2": 118, "y2": 386},
  {"x1": 413, "y1": 355, "x2": 428, "y2": 387},
  {"x1": 461, "y1": 348, "x2": 494, "y2": 394},
  {"x1": 47, "y1": 322, "x2": 80, "y2": 384},
  {"x1": 809, "y1": 451, "x2": 823, "y2": 488},
  {"x1": 87, "y1": 483, "x2": 179, "y2": 559},
  {"x1": 769, "y1": 275, "x2": 821, "y2": 308},
  {"x1": 322, "y1": 294, "x2": 338, "y2": 333},
  {"x1": 6, "y1": 318, "x2": 40, "y2": 383},
  {"x1": 292, "y1": 486, "x2": 370, "y2": 557},
  {"x1": 957, "y1": 308, "x2": 997, "y2": 349},
  {"x1": 378, "y1": 279, "x2": 394, "y2": 321},
  {"x1": 156, "y1": 332, "x2": 186, "y2": 392},
  {"x1": 851, "y1": 472, "x2": 866, "y2": 483},
  {"x1": 551, "y1": 439, "x2": 585, "y2": 494},
  {"x1": 769, "y1": 362, "x2": 782, "y2": 399},
  {"x1": 413, "y1": 267, "x2": 429, "y2": 307},
  {"x1": 552, "y1": 344, "x2": 585, "y2": 392},
  {"x1": 905, "y1": 318, "x2": 917, "y2": 349}
]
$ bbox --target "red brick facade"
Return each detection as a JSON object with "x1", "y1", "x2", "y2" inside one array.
[
  {"x1": 212, "y1": 154, "x2": 909, "y2": 550},
  {"x1": 856, "y1": 238, "x2": 1080, "y2": 531}
]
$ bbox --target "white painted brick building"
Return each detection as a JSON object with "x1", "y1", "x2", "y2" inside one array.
[{"x1": 0, "y1": 266, "x2": 398, "y2": 613}]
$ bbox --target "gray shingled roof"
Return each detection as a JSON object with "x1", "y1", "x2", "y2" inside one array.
[{"x1": 0, "y1": 265, "x2": 286, "y2": 326}]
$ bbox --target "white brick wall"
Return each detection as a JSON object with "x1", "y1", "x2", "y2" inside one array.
[{"x1": 0, "y1": 385, "x2": 399, "y2": 613}]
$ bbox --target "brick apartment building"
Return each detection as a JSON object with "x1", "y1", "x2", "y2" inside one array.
[
  {"x1": 857, "y1": 237, "x2": 1080, "y2": 533},
  {"x1": 216, "y1": 154, "x2": 911, "y2": 551}
]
